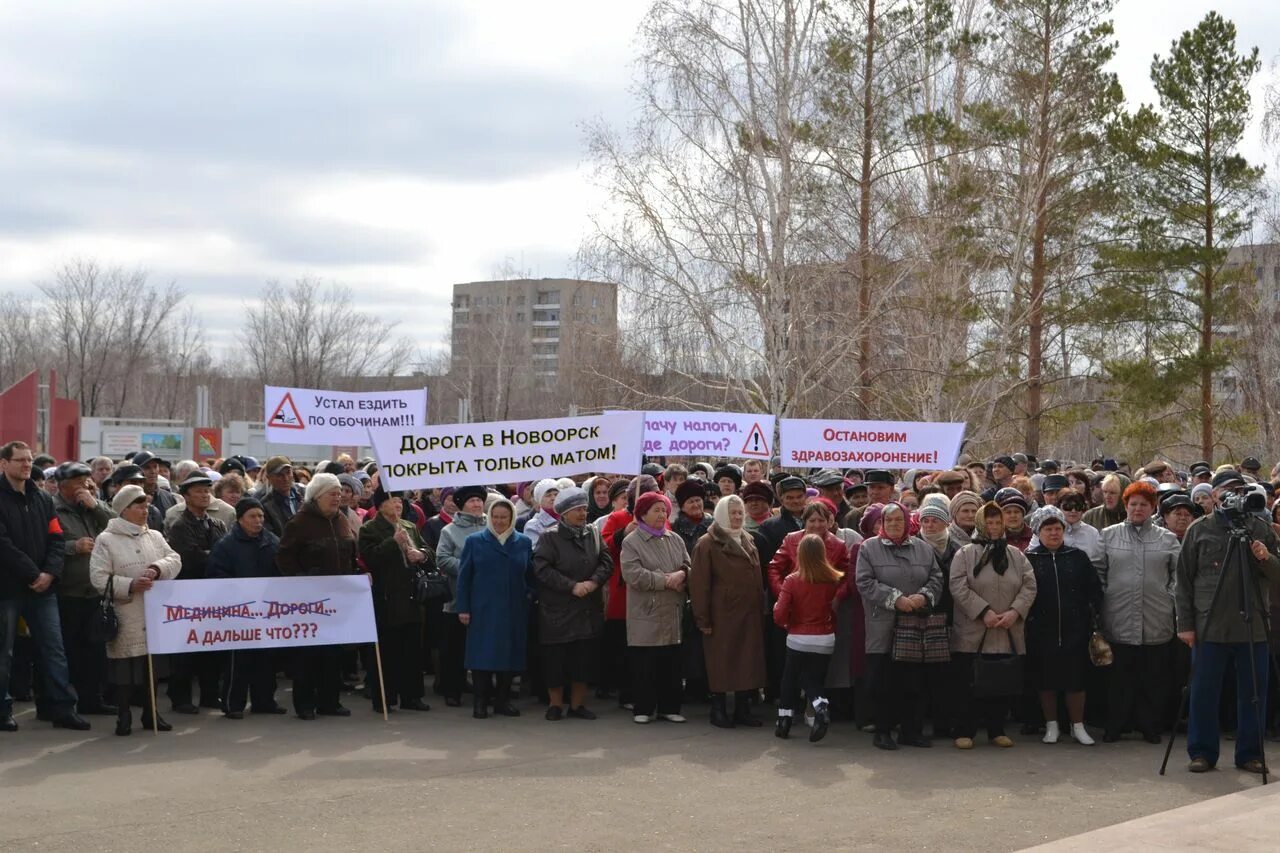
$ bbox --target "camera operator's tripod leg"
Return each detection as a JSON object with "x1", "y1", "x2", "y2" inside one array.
[{"x1": 1160, "y1": 653, "x2": 1192, "y2": 776}]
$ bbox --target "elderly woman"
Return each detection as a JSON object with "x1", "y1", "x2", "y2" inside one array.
[
  {"x1": 690, "y1": 495, "x2": 767, "y2": 729},
  {"x1": 89, "y1": 485, "x2": 182, "y2": 736},
  {"x1": 1025, "y1": 506, "x2": 1103, "y2": 745},
  {"x1": 207, "y1": 497, "x2": 285, "y2": 717},
  {"x1": 458, "y1": 495, "x2": 533, "y2": 719},
  {"x1": 856, "y1": 502, "x2": 944, "y2": 750},
  {"x1": 948, "y1": 491, "x2": 982, "y2": 550},
  {"x1": 949, "y1": 502, "x2": 1037, "y2": 749},
  {"x1": 434, "y1": 485, "x2": 488, "y2": 707},
  {"x1": 358, "y1": 486, "x2": 432, "y2": 714},
  {"x1": 1098, "y1": 480, "x2": 1180, "y2": 744},
  {"x1": 276, "y1": 473, "x2": 358, "y2": 720},
  {"x1": 530, "y1": 487, "x2": 610, "y2": 721},
  {"x1": 620, "y1": 491, "x2": 691, "y2": 724},
  {"x1": 599, "y1": 475, "x2": 657, "y2": 706}
]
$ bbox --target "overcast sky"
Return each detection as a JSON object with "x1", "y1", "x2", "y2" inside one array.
[{"x1": 2, "y1": 0, "x2": 1278, "y2": 358}]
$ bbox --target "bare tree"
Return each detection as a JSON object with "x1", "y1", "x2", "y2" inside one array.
[
  {"x1": 0, "y1": 292, "x2": 45, "y2": 390},
  {"x1": 238, "y1": 278, "x2": 415, "y2": 389}
]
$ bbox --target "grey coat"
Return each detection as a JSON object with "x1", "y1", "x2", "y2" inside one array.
[
  {"x1": 532, "y1": 522, "x2": 613, "y2": 644},
  {"x1": 620, "y1": 528, "x2": 691, "y2": 647},
  {"x1": 855, "y1": 537, "x2": 943, "y2": 654},
  {"x1": 435, "y1": 511, "x2": 485, "y2": 613},
  {"x1": 1098, "y1": 519, "x2": 1180, "y2": 646}
]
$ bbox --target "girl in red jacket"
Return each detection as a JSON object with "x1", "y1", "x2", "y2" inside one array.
[{"x1": 773, "y1": 533, "x2": 842, "y2": 742}]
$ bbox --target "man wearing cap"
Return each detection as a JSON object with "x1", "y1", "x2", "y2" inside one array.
[
  {"x1": 1188, "y1": 462, "x2": 1213, "y2": 486},
  {"x1": 258, "y1": 456, "x2": 304, "y2": 538},
  {"x1": 810, "y1": 469, "x2": 851, "y2": 528},
  {"x1": 1240, "y1": 457, "x2": 1264, "y2": 479},
  {"x1": 166, "y1": 473, "x2": 229, "y2": 713},
  {"x1": 934, "y1": 469, "x2": 968, "y2": 500},
  {"x1": 132, "y1": 451, "x2": 177, "y2": 519},
  {"x1": 846, "y1": 470, "x2": 896, "y2": 529},
  {"x1": 1012, "y1": 453, "x2": 1029, "y2": 477},
  {"x1": 1176, "y1": 470, "x2": 1280, "y2": 774},
  {"x1": 1040, "y1": 474, "x2": 1069, "y2": 507},
  {"x1": 1159, "y1": 492, "x2": 1200, "y2": 542},
  {"x1": 753, "y1": 475, "x2": 808, "y2": 699},
  {"x1": 0, "y1": 441, "x2": 90, "y2": 732},
  {"x1": 53, "y1": 461, "x2": 117, "y2": 716}
]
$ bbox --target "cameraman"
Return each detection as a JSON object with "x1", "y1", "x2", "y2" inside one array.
[{"x1": 1176, "y1": 470, "x2": 1280, "y2": 774}]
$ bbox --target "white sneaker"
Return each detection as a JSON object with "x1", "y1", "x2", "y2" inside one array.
[
  {"x1": 633, "y1": 714, "x2": 652, "y2": 724},
  {"x1": 1043, "y1": 721, "x2": 1060, "y2": 744},
  {"x1": 1072, "y1": 723, "x2": 1095, "y2": 746},
  {"x1": 659, "y1": 713, "x2": 686, "y2": 723}
]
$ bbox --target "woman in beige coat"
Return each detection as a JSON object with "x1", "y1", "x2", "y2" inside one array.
[
  {"x1": 949, "y1": 502, "x2": 1037, "y2": 749},
  {"x1": 90, "y1": 485, "x2": 182, "y2": 736},
  {"x1": 620, "y1": 491, "x2": 691, "y2": 724}
]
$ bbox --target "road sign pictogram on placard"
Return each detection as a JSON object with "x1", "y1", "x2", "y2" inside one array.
[
  {"x1": 269, "y1": 392, "x2": 305, "y2": 430},
  {"x1": 742, "y1": 422, "x2": 770, "y2": 457}
]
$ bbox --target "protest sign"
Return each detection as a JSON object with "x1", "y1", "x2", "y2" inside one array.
[
  {"x1": 606, "y1": 411, "x2": 775, "y2": 459},
  {"x1": 143, "y1": 576, "x2": 378, "y2": 654},
  {"x1": 264, "y1": 386, "x2": 428, "y2": 446},
  {"x1": 369, "y1": 412, "x2": 645, "y2": 490},
  {"x1": 780, "y1": 418, "x2": 966, "y2": 470}
]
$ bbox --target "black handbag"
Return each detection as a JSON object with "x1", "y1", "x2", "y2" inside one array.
[
  {"x1": 90, "y1": 575, "x2": 120, "y2": 643},
  {"x1": 412, "y1": 568, "x2": 452, "y2": 604},
  {"x1": 971, "y1": 627, "x2": 1023, "y2": 698}
]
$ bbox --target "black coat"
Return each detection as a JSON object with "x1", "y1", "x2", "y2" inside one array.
[
  {"x1": 672, "y1": 512, "x2": 711, "y2": 556},
  {"x1": 1025, "y1": 544, "x2": 1103, "y2": 651},
  {"x1": 0, "y1": 476, "x2": 64, "y2": 597},
  {"x1": 207, "y1": 523, "x2": 280, "y2": 579},
  {"x1": 359, "y1": 514, "x2": 430, "y2": 626},
  {"x1": 166, "y1": 509, "x2": 228, "y2": 581},
  {"x1": 259, "y1": 484, "x2": 305, "y2": 538}
]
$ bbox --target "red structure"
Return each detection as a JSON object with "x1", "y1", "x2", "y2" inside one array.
[{"x1": 0, "y1": 370, "x2": 80, "y2": 459}]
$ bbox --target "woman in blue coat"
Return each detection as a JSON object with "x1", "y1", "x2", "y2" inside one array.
[{"x1": 455, "y1": 495, "x2": 533, "y2": 719}]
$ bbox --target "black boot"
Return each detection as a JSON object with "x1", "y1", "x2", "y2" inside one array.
[
  {"x1": 115, "y1": 705, "x2": 132, "y2": 737},
  {"x1": 141, "y1": 693, "x2": 172, "y2": 732},
  {"x1": 733, "y1": 692, "x2": 763, "y2": 727},
  {"x1": 775, "y1": 714, "x2": 792, "y2": 739},
  {"x1": 809, "y1": 701, "x2": 830, "y2": 743},
  {"x1": 493, "y1": 674, "x2": 520, "y2": 717},
  {"x1": 472, "y1": 674, "x2": 489, "y2": 719},
  {"x1": 710, "y1": 694, "x2": 734, "y2": 728}
]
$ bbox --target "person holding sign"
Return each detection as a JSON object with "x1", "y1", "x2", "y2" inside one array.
[
  {"x1": 620, "y1": 492, "x2": 692, "y2": 724},
  {"x1": 456, "y1": 495, "x2": 532, "y2": 719},
  {"x1": 359, "y1": 486, "x2": 433, "y2": 715},
  {"x1": 89, "y1": 485, "x2": 182, "y2": 736},
  {"x1": 532, "y1": 487, "x2": 612, "y2": 722},
  {"x1": 276, "y1": 473, "x2": 358, "y2": 720}
]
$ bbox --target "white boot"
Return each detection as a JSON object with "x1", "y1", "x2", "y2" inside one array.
[
  {"x1": 1071, "y1": 723, "x2": 1095, "y2": 746},
  {"x1": 1042, "y1": 721, "x2": 1060, "y2": 744}
]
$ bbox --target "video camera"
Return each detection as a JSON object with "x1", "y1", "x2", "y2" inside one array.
[{"x1": 1219, "y1": 487, "x2": 1266, "y2": 530}]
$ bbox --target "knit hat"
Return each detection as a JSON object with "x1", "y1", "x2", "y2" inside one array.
[
  {"x1": 235, "y1": 497, "x2": 264, "y2": 519},
  {"x1": 112, "y1": 484, "x2": 147, "y2": 515},
  {"x1": 1028, "y1": 505, "x2": 1066, "y2": 533},
  {"x1": 1191, "y1": 483, "x2": 1213, "y2": 502},
  {"x1": 533, "y1": 478, "x2": 560, "y2": 505},
  {"x1": 740, "y1": 481, "x2": 774, "y2": 505},
  {"x1": 948, "y1": 490, "x2": 982, "y2": 517},
  {"x1": 338, "y1": 473, "x2": 364, "y2": 498},
  {"x1": 556, "y1": 477, "x2": 576, "y2": 491},
  {"x1": 918, "y1": 503, "x2": 950, "y2": 524},
  {"x1": 634, "y1": 490, "x2": 671, "y2": 522},
  {"x1": 554, "y1": 486, "x2": 589, "y2": 515},
  {"x1": 995, "y1": 487, "x2": 1029, "y2": 513},
  {"x1": 608, "y1": 478, "x2": 632, "y2": 503},
  {"x1": 921, "y1": 493, "x2": 951, "y2": 512},
  {"x1": 675, "y1": 479, "x2": 705, "y2": 508},
  {"x1": 304, "y1": 473, "x2": 341, "y2": 504}
]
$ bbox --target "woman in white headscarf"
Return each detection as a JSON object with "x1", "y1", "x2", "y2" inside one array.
[{"x1": 690, "y1": 495, "x2": 767, "y2": 729}]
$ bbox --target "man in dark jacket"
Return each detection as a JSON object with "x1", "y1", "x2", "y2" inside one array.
[
  {"x1": 257, "y1": 455, "x2": 305, "y2": 538},
  {"x1": 207, "y1": 497, "x2": 285, "y2": 717},
  {"x1": 132, "y1": 450, "x2": 176, "y2": 527},
  {"x1": 752, "y1": 475, "x2": 806, "y2": 700},
  {"x1": 165, "y1": 473, "x2": 229, "y2": 713},
  {"x1": 52, "y1": 461, "x2": 116, "y2": 716},
  {"x1": 0, "y1": 441, "x2": 89, "y2": 732},
  {"x1": 1176, "y1": 470, "x2": 1280, "y2": 775}
]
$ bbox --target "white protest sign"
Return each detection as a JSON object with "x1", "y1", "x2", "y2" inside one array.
[
  {"x1": 369, "y1": 412, "x2": 645, "y2": 490},
  {"x1": 264, "y1": 386, "x2": 428, "y2": 446},
  {"x1": 606, "y1": 410, "x2": 774, "y2": 458},
  {"x1": 143, "y1": 576, "x2": 378, "y2": 654},
  {"x1": 780, "y1": 418, "x2": 966, "y2": 470}
]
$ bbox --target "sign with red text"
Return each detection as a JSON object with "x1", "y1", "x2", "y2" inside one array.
[
  {"x1": 606, "y1": 410, "x2": 774, "y2": 458},
  {"x1": 780, "y1": 418, "x2": 966, "y2": 470},
  {"x1": 264, "y1": 385, "x2": 428, "y2": 446},
  {"x1": 370, "y1": 412, "x2": 645, "y2": 490},
  {"x1": 143, "y1": 576, "x2": 378, "y2": 654}
]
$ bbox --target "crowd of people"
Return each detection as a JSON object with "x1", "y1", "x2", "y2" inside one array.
[{"x1": 2, "y1": 440, "x2": 1279, "y2": 774}]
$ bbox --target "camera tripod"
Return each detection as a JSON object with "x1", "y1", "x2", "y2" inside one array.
[{"x1": 1161, "y1": 521, "x2": 1271, "y2": 783}]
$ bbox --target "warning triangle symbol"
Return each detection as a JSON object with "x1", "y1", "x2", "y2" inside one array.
[
  {"x1": 741, "y1": 422, "x2": 769, "y2": 458},
  {"x1": 269, "y1": 392, "x2": 306, "y2": 430}
]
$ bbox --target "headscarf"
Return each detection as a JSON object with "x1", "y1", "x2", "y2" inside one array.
[
  {"x1": 712, "y1": 494, "x2": 753, "y2": 556},
  {"x1": 859, "y1": 503, "x2": 885, "y2": 539},
  {"x1": 877, "y1": 502, "x2": 911, "y2": 546},
  {"x1": 972, "y1": 502, "x2": 1009, "y2": 576},
  {"x1": 485, "y1": 496, "x2": 516, "y2": 546}
]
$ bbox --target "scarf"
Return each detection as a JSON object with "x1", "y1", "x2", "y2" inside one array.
[
  {"x1": 636, "y1": 520, "x2": 666, "y2": 538},
  {"x1": 921, "y1": 526, "x2": 951, "y2": 554},
  {"x1": 971, "y1": 531, "x2": 1010, "y2": 576},
  {"x1": 485, "y1": 497, "x2": 515, "y2": 545},
  {"x1": 877, "y1": 502, "x2": 911, "y2": 546}
]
